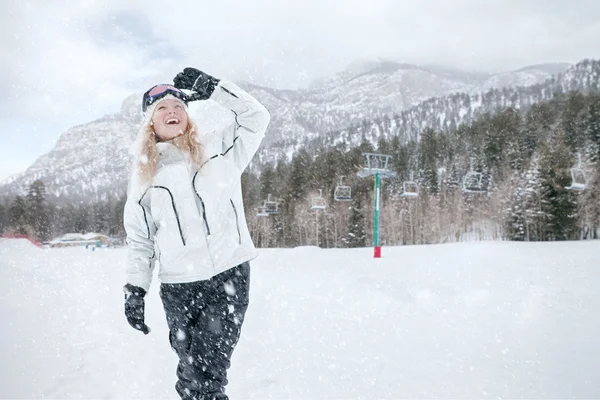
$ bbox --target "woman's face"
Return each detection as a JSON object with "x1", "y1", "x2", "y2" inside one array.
[{"x1": 151, "y1": 99, "x2": 189, "y2": 142}]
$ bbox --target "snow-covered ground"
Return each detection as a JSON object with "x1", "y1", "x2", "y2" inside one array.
[{"x1": 1, "y1": 239, "x2": 599, "y2": 399}]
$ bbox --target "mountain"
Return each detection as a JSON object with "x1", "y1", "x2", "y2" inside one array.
[
  {"x1": 0, "y1": 59, "x2": 583, "y2": 201},
  {"x1": 306, "y1": 59, "x2": 599, "y2": 151},
  {"x1": 247, "y1": 59, "x2": 482, "y2": 159},
  {"x1": 0, "y1": 96, "x2": 140, "y2": 201},
  {"x1": 247, "y1": 60, "x2": 570, "y2": 162},
  {"x1": 481, "y1": 63, "x2": 572, "y2": 91}
]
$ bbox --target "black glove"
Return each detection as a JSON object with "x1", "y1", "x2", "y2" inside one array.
[
  {"x1": 124, "y1": 283, "x2": 150, "y2": 334},
  {"x1": 173, "y1": 67, "x2": 220, "y2": 101}
]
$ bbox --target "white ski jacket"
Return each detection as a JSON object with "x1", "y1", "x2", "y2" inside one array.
[{"x1": 124, "y1": 80, "x2": 270, "y2": 291}]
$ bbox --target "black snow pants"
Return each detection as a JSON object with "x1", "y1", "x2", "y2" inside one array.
[{"x1": 159, "y1": 262, "x2": 250, "y2": 400}]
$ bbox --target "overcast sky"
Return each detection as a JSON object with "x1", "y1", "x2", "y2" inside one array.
[{"x1": 1, "y1": 0, "x2": 599, "y2": 181}]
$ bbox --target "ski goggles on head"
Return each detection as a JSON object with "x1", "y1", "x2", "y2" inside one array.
[{"x1": 142, "y1": 84, "x2": 189, "y2": 113}]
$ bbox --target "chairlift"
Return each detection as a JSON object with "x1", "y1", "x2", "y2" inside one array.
[
  {"x1": 565, "y1": 153, "x2": 587, "y2": 191},
  {"x1": 334, "y1": 176, "x2": 352, "y2": 201},
  {"x1": 263, "y1": 194, "x2": 279, "y2": 214},
  {"x1": 462, "y1": 158, "x2": 486, "y2": 193},
  {"x1": 311, "y1": 189, "x2": 327, "y2": 210},
  {"x1": 401, "y1": 172, "x2": 418, "y2": 197}
]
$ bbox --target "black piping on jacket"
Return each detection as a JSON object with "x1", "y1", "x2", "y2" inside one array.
[
  {"x1": 222, "y1": 110, "x2": 244, "y2": 157},
  {"x1": 230, "y1": 199, "x2": 242, "y2": 244},
  {"x1": 220, "y1": 86, "x2": 239, "y2": 98},
  {"x1": 192, "y1": 171, "x2": 211, "y2": 235},
  {"x1": 135, "y1": 200, "x2": 155, "y2": 262},
  {"x1": 138, "y1": 198, "x2": 151, "y2": 239},
  {"x1": 198, "y1": 87, "x2": 254, "y2": 168},
  {"x1": 140, "y1": 186, "x2": 186, "y2": 246}
]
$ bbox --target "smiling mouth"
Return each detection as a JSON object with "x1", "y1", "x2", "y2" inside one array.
[{"x1": 166, "y1": 118, "x2": 180, "y2": 125}]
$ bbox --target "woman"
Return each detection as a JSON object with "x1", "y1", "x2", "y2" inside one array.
[{"x1": 123, "y1": 67, "x2": 270, "y2": 400}]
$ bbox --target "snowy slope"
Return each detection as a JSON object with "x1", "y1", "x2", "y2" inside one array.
[{"x1": 1, "y1": 239, "x2": 599, "y2": 399}]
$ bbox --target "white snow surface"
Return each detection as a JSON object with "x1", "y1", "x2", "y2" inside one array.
[{"x1": 1, "y1": 238, "x2": 599, "y2": 399}]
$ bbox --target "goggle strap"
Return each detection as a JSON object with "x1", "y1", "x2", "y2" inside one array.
[{"x1": 143, "y1": 87, "x2": 188, "y2": 112}]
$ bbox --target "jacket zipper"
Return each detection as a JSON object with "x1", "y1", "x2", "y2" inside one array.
[{"x1": 230, "y1": 199, "x2": 242, "y2": 244}]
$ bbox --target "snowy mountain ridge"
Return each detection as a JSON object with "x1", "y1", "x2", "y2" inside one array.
[
  {"x1": 2, "y1": 59, "x2": 592, "y2": 201},
  {"x1": 270, "y1": 59, "x2": 599, "y2": 158}
]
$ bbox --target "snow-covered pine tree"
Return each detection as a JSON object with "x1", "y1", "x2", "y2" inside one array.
[
  {"x1": 26, "y1": 180, "x2": 50, "y2": 241},
  {"x1": 538, "y1": 134, "x2": 579, "y2": 240},
  {"x1": 345, "y1": 198, "x2": 366, "y2": 248}
]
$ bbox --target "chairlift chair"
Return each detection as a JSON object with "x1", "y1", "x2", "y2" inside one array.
[
  {"x1": 264, "y1": 202, "x2": 279, "y2": 214},
  {"x1": 263, "y1": 194, "x2": 279, "y2": 214},
  {"x1": 462, "y1": 172, "x2": 484, "y2": 192},
  {"x1": 311, "y1": 189, "x2": 327, "y2": 210},
  {"x1": 401, "y1": 181, "x2": 418, "y2": 197},
  {"x1": 334, "y1": 186, "x2": 352, "y2": 201},
  {"x1": 565, "y1": 153, "x2": 587, "y2": 191},
  {"x1": 401, "y1": 172, "x2": 418, "y2": 197},
  {"x1": 334, "y1": 176, "x2": 352, "y2": 201},
  {"x1": 566, "y1": 169, "x2": 587, "y2": 191},
  {"x1": 462, "y1": 158, "x2": 486, "y2": 193},
  {"x1": 437, "y1": 167, "x2": 447, "y2": 188}
]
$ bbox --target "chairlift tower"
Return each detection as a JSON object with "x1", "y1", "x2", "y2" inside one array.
[{"x1": 357, "y1": 152, "x2": 396, "y2": 258}]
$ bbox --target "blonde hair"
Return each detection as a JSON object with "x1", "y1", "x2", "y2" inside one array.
[{"x1": 135, "y1": 119, "x2": 204, "y2": 184}]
